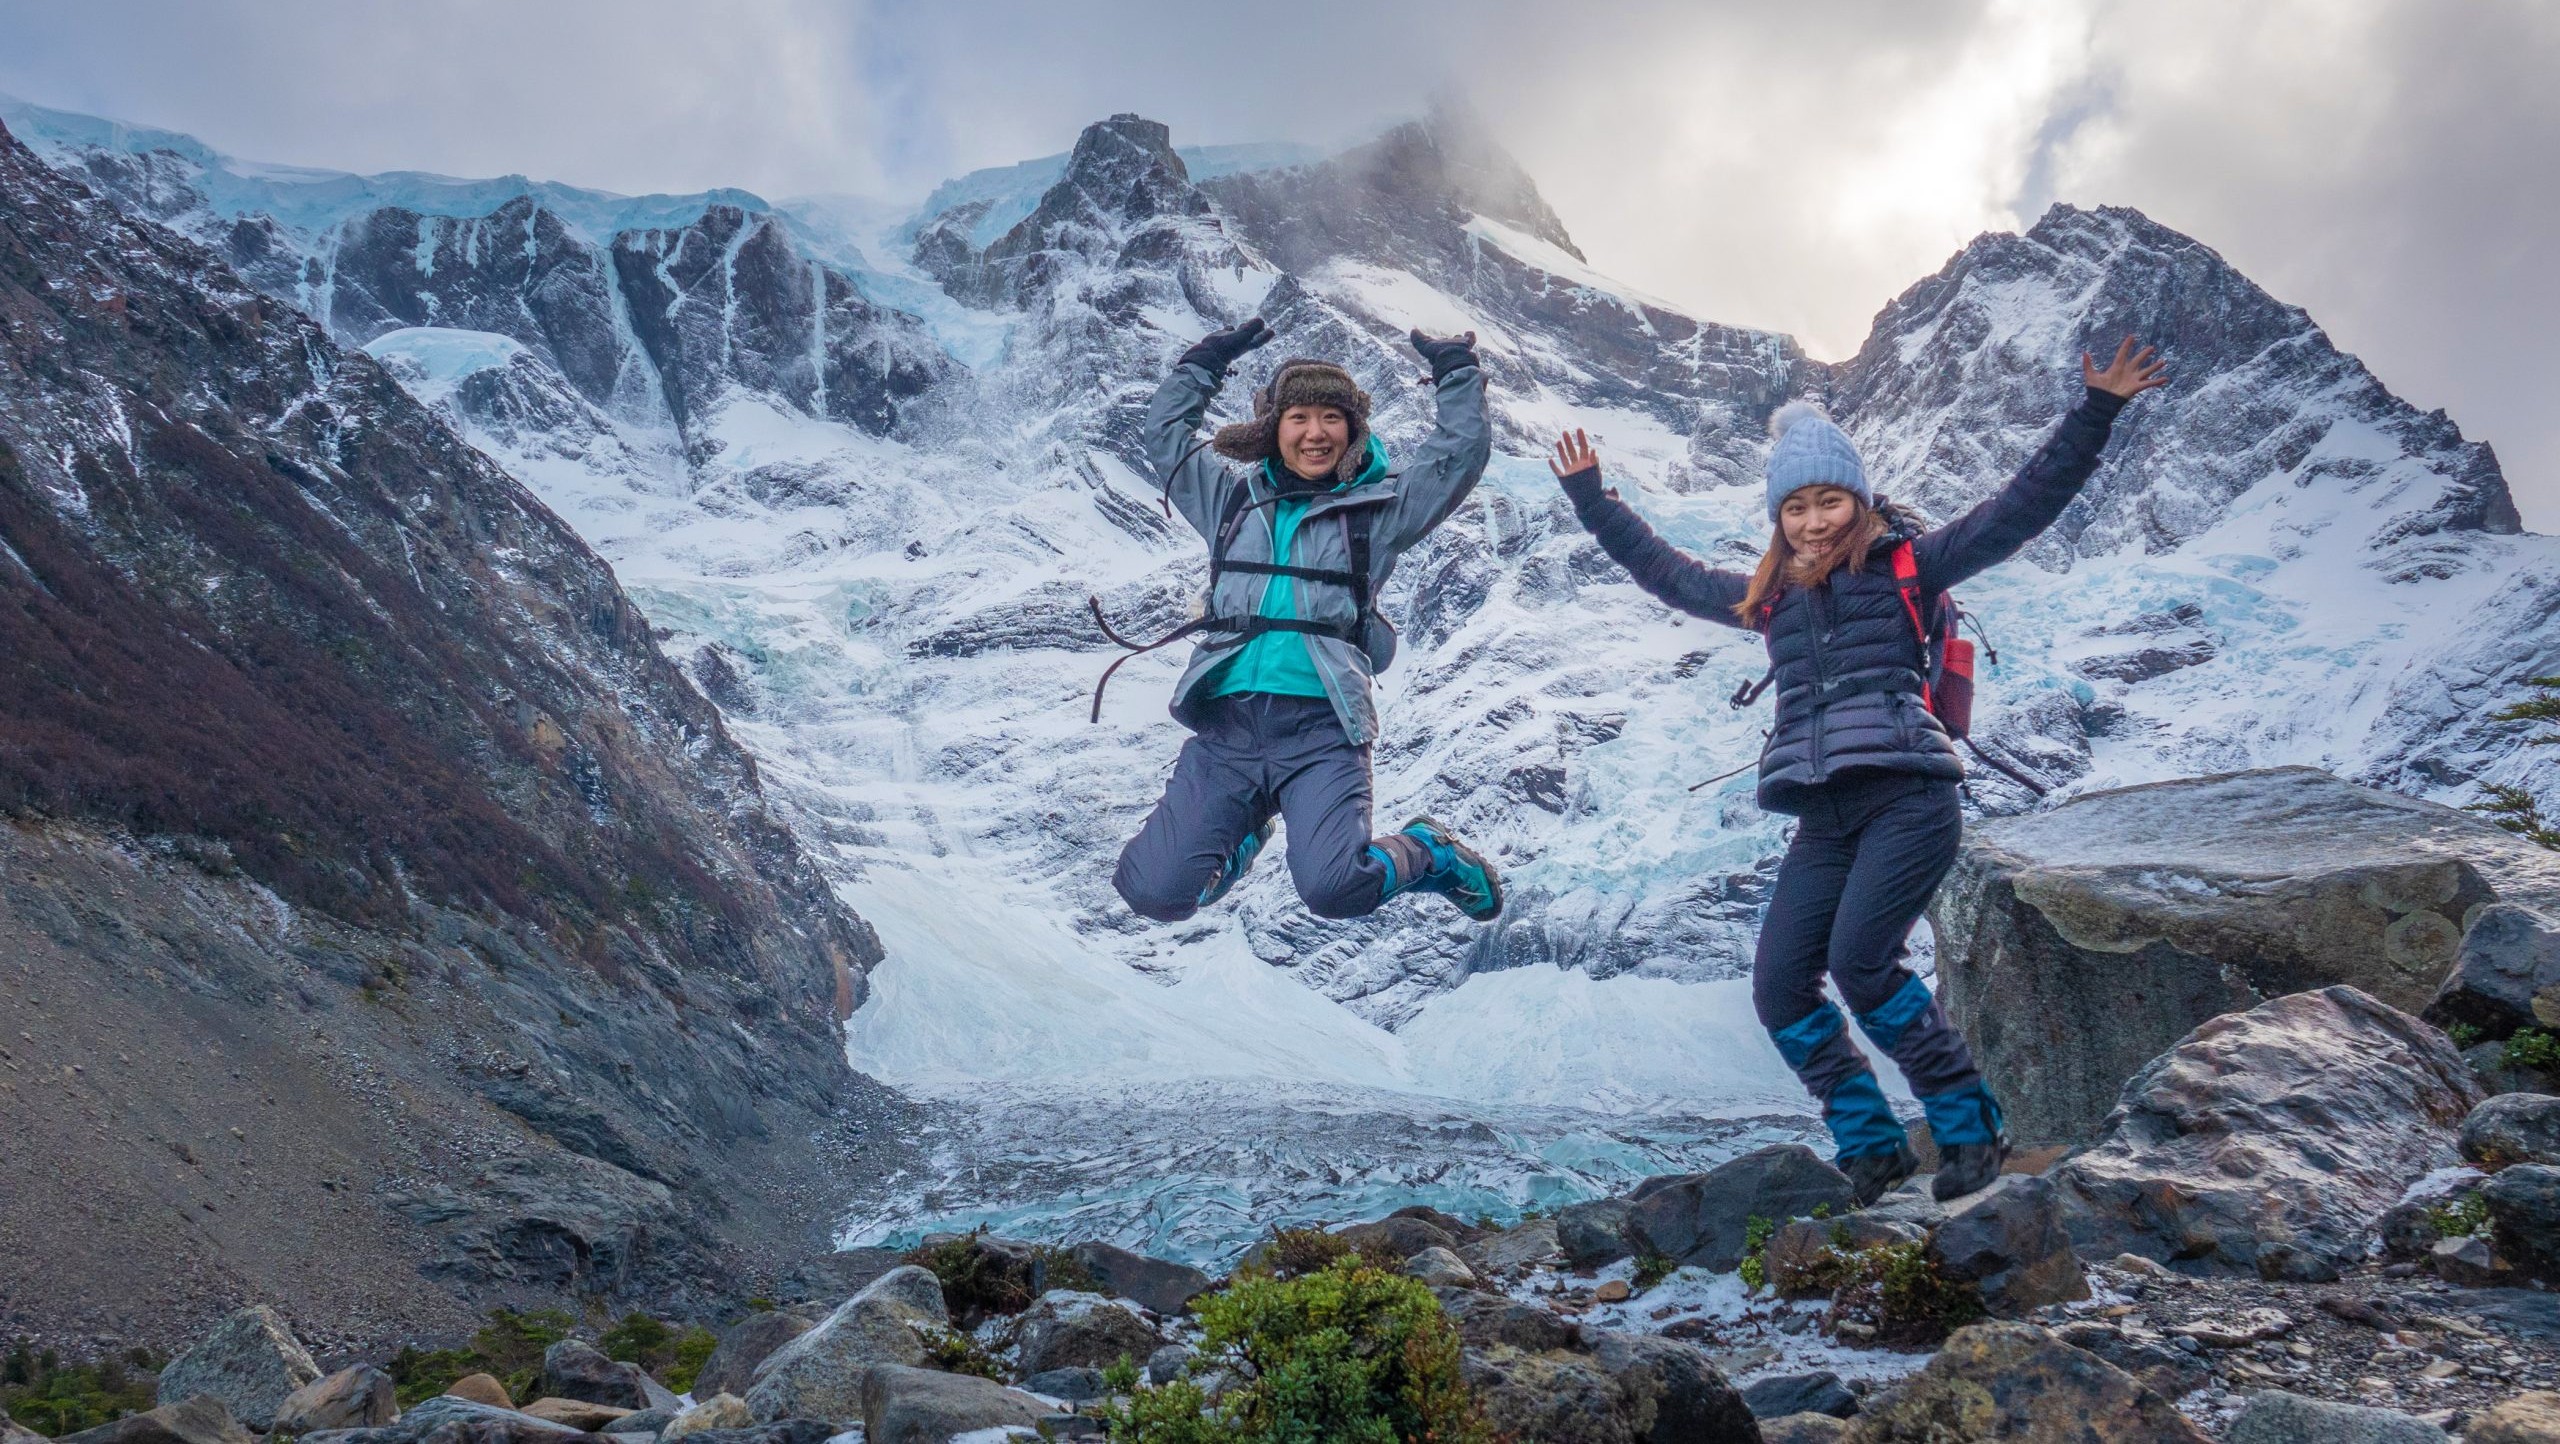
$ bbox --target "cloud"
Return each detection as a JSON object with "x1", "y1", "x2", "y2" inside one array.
[{"x1": 1, "y1": 0, "x2": 2552, "y2": 522}]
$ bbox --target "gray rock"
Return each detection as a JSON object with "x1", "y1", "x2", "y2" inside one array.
[
  {"x1": 1403, "y1": 1245, "x2": 1478, "y2": 1288},
  {"x1": 2049, "y1": 1321, "x2": 2212, "y2": 1400},
  {"x1": 2466, "y1": 1092, "x2": 2560, "y2": 1169},
  {"x1": 1926, "y1": 1175, "x2": 2090, "y2": 1315},
  {"x1": 1584, "y1": 1331, "x2": 1757, "y2": 1443},
  {"x1": 1460, "y1": 1346, "x2": 1637, "y2": 1444},
  {"x1": 1625, "y1": 1146, "x2": 1855, "y2": 1270},
  {"x1": 2470, "y1": 1391, "x2": 2560, "y2": 1444},
  {"x1": 1434, "y1": 1289, "x2": 1580, "y2": 1353},
  {"x1": 61, "y1": 1398, "x2": 254, "y2": 1444},
  {"x1": 1555, "y1": 1197, "x2": 1635, "y2": 1268},
  {"x1": 2053, "y1": 986, "x2": 2479, "y2": 1276},
  {"x1": 2487, "y1": 1163, "x2": 2560, "y2": 1282},
  {"x1": 857, "y1": 1365, "x2": 1048, "y2": 1444},
  {"x1": 273, "y1": 1366, "x2": 397, "y2": 1434},
  {"x1": 155, "y1": 1307, "x2": 322, "y2": 1432},
  {"x1": 743, "y1": 1264, "x2": 950, "y2": 1423},
  {"x1": 1019, "y1": 1366, "x2": 1107, "y2": 1401},
  {"x1": 688, "y1": 1312, "x2": 813, "y2": 1401},
  {"x1": 538, "y1": 1340, "x2": 677, "y2": 1412},
  {"x1": 2377, "y1": 1201, "x2": 2444, "y2": 1261},
  {"x1": 658, "y1": 1395, "x2": 753, "y2": 1442},
  {"x1": 1333, "y1": 1214, "x2": 1459, "y2": 1260},
  {"x1": 2432, "y1": 1231, "x2": 2518, "y2": 1287},
  {"x1": 1459, "y1": 1216, "x2": 1561, "y2": 1276},
  {"x1": 603, "y1": 1409, "x2": 674, "y2": 1434},
  {"x1": 1852, "y1": 1322, "x2": 2207, "y2": 1442},
  {"x1": 1738, "y1": 1370, "x2": 1857, "y2": 1419},
  {"x1": 773, "y1": 1248, "x2": 906, "y2": 1308},
  {"x1": 2429, "y1": 903, "x2": 2560, "y2": 1040},
  {"x1": 1759, "y1": 1414, "x2": 1850, "y2": 1444},
  {"x1": 1066, "y1": 1240, "x2": 1213, "y2": 1316},
  {"x1": 1930, "y1": 768, "x2": 2560, "y2": 1144},
  {"x1": 1144, "y1": 1344, "x2": 1194, "y2": 1386},
  {"x1": 1010, "y1": 1291, "x2": 1160, "y2": 1376},
  {"x1": 2226, "y1": 1389, "x2": 2449, "y2": 1444},
  {"x1": 360, "y1": 1395, "x2": 585, "y2": 1444},
  {"x1": 655, "y1": 1424, "x2": 832, "y2": 1444},
  {"x1": 1765, "y1": 1214, "x2": 1927, "y2": 1298}
]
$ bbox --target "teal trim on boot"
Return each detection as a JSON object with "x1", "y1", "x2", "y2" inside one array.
[
  {"x1": 1917, "y1": 1080, "x2": 2006, "y2": 1150},
  {"x1": 1197, "y1": 818, "x2": 1275, "y2": 908},
  {"x1": 1820, "y1": 1071, "x2": 1911, "y2": 1163},
  {"x1": 1395, "y1": 816, "x2": 1503, "y2": 921}
]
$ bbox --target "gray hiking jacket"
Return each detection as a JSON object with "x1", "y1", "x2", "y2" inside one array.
[{"x1": 1146, "y1": 358, "x2": 1491, "y2": 745}]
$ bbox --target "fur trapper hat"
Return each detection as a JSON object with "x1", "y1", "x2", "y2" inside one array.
[{"x1": 1211, "y1": 358, "x2": 1375, "y2": 486}]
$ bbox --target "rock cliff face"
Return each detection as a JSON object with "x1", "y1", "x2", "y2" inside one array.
[{"x1": 0, "y1": 118, "x2": 904, "y2": 1348}]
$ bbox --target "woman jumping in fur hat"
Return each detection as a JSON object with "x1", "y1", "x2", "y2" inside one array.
[
  {"x1": 1109, "y1": 317, "x2": 1504, "y2": 925},
  {"x1": 1545, "y1": 337, "x2": 2168, "y2": 1204}
]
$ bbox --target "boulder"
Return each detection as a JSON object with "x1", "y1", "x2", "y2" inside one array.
[
  {"x1": 688, "y1": 1312, "x2": 813, "y2": 1401},
  {"x1": 1387, "y1": 1204, "x2": 1487, "y2": 1241},
  {"x1": 1557, "y1": 1197, "x2": 1636, "y2": 1268},
  {"x1": 1460, "y1": 1346, "x2": 1641, "y2": 1444},
  {"x1": 346, "y1": 1395, "x2": 583, "y2": 1444},
  {"x1": 856, "y1": 1365, "x2": 1048, "y2": 1444},
  {"x1": 1435, "y1": 1289, "x2": 1581, "y2": 1353},
  {"x1": 1144, "y1": 1344, "x2": 1193, "y2": 1385},
  {"x1": 2468, "y1": 1094, "x2": 2560, "y2": 1170},
  {"x1": 1929, "y1": 768, "x2": 2560, "y2": 1144},
  {"x1": 1584, "y1": 1331, "x2": 1758, "y2": 1443},
  {"x1": 2428, "y1": 902, "x2": 2560, "y2": 1040},
  {"x1": 1334, "y1": 1214, "x2": 1460, "y2": 1260},
  {"x1": 1625, "y1": 1146, "x2": 1855, "y2": 1271},
  {"x1": 1763, "y1": 1415, "x2": 1851, "y2": 1444},
  {"x1": 1019, "y1": 1367, "x2": 1107, "y2": 1402},
  {"x1": 744, "y1": 1264, "x2": 950, "y2": 1423},
  {"x1": 539, "y1": 1340, "x2": 677, "y2": 1412},
  {"x1": 1404, "y1": 1246, "x2": 1479, "y2": 1288},
  {"x1": 2488, "y1": 1164, "x2": 2560, "y2": 1282},
  {"x1": 2470, "y1": 1391, "x2": 2560, "y2": 1444},
  {"x1": 1010, "y1": 1291, "x2": 1160, "y2": 1376},
  {"x1": 604, "y1": 1408, "x2": 673, "y2": 1434},
  {"x1": 60, "y1": 1398, "x2": 254, "y2": 1444},
  {"x1": 1926, "y1": 1176, "x2": 2089, "y2": 1315},
  {"x1": 1844, "y1": 1322, "x2": 2207, "y2": 1442},
  {"x1": 1066, "y1": 1241, "x2": 1212, "y2": 1315},
  {"x1": 1461, "y1": 1216, "x2": 1562, "y2": 1276},
  {"x1": 2431, "y1": 1232, "x2": 2519, "y2": 1287},
  {"x1": 520, "y1": 1399, "x2": 635, "y2": 1431},
  {"x1": 3, "y1": 1414, "x2": 46, "y2": 1444},
  {"x1": 658, "y1": 1395, "x2": 752, "y2": 1442},
  {"x1": 905, "y1": 1232, "x2": 1044, "y2": 1324},
  {"x1": 2047, "y1": 1321, "x2": 2210, "y2": 1400},
  {"x1": 651, "y1": 1425, "x2": 831, "y2": 1444},
  {"x1": 1739, "y1": 1371, "x2": 1857, "y2": 1419},
  {"x1": 444, "y1": 1376, "x2": 514, "y2": 1409},
  {"x1": 274, "y1": 1366, "x2": 397, "y2": 1434},
  {"x1": 2052, "y1": 986, "x2": 2479, "y2": 1276},
  {"x1": 2225, "y1": 1389, "x2": 2449, "y2": 1444},
  {"x1": 155, "y1": 1306, "x2": 323, "y2": 1431}
]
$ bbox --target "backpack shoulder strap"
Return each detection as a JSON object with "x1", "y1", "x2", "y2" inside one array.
[
  {"x1": 1345, "y1": 506, "x2": 1374, "y2": 616},
  {"x1": 1890, "y1": 540, "x2": 1936, "y2": 711}
]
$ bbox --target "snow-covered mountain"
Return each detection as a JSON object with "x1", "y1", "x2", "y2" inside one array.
[{"x1": 15, "y1": 93, "x2": 2552, "y2": 1262}]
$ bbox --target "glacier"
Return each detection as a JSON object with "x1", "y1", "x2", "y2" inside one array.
[{"x1": 24, "y1": 96, "x2": 2558, "y2": 1265}]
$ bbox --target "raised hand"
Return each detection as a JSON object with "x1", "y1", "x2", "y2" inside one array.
[
  {"x1": 2083, "y1": 335, "x2": 2169, "y2": 399},
  {"x1": 1180, "y1": 317, "x2": 1274, "y2": 377},
  {"x1": 1409, "y1": 328, "x2": 1480, "y2": 383},
  {"x1": 1548, "y1": 428, "x2": 1599, "y2": 480}
]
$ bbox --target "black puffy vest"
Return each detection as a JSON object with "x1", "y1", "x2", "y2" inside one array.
[{"x1": 1753, "y1": 529, "x2": 1961, "y2": 813}]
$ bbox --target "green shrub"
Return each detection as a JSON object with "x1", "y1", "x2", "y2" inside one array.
[
  {"x1": 1736, "y1": 1215, "x2": 1777, "y2": 1292},
  {"x1": 384, "y1": 1307, "x2": 576, "y2": 1407},
  {"x1": 2508, "y1": 1028, "x2": 2560, "y2": 1072},
  {"x1": 1249, "y1": 1226, "x2": 1401, "y2": 1282},
  {"x1": 594, "y1": 1313, "x2": 716, "y2": 1394},
  {"x1": 0, "y1": 1347, "x2": 160, "y2": 1436},
  {"x1": 1823, "y1": 1242, "x2": 1986, "y2": 1349},
  {"x1": 1631, "y1": 1250, "x2": 1678, "y2": 1291},
  {"x1": 917, "y1": 1328, "x2": 1004, "y2": 1382},
  {"x1": 2428, "y1": 1192, "x2": 2491, "y2": 1239},
  {"x1": 2448, "y1": 1022, "x2": 2487, "y2": 1050},
  {"x1": 905, "y1": 1227, "x2": 1100, "y2": 1323},
  {"x1": 1103, "y1": 1257, "x2": 1494, "y2": 1444}
]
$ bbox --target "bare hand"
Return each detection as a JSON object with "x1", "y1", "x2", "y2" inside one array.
[
  {"x1": 2083, "y1": 335, "x2": 2168, "y2": 399},
  {"x1": 1549, "y1": 428, "x2": 1599, "y2": 478}
]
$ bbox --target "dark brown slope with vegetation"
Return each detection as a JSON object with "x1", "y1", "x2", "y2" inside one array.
[{"x1": 0, "y1": 118, "x2": 908, "y2": 1352}]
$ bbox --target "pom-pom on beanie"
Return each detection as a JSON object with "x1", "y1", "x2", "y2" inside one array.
[{"x1": 1763, "y1": 401, "x2": 1870, "y2": 520}]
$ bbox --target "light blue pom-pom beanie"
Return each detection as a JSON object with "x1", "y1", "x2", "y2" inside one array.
[{"x1": 1764, "y1": 401, "x2": 1870, "y2": 520}]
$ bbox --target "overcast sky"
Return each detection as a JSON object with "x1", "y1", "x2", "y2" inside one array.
[{"x1": 3, "y1": 0, "x2": 2553, "y2": 526}]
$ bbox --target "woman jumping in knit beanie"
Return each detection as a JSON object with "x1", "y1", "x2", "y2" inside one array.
[
  {"x1": 1547, "y1": 337, "x2": 2168, "y2": 1204},
  {"x1": 1109, "y1": 317, "x2": 1506, "y2": 926}
]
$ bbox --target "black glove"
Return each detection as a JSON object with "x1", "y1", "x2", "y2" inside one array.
[
  {"x1": 1179, "y1": 317, "x2": 1274, "y2": 378},
  {"x1": 1410, "y1": 328, "x2": 1479, "y2": 383}
]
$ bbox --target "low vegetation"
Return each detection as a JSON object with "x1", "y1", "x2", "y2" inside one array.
[{"x1": 0, "y1": 1347, "x2": 162, "y2": 1438}]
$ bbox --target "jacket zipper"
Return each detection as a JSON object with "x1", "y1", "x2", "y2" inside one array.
[{"x1": 1806, "y1": 585, "x2": 1833, "y2": 782}]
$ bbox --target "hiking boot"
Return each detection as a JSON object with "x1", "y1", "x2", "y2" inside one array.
[
  {"x1": 1841, "y1": 1139, "x2": 1921, "y2": 1207},
  {"x1": 1932, "y1": 1139, "x2": 2011, "y2": 1202},
  {"x1": 1196, "y1": 818, "x2": 1275, "y2": 908},
  {"x1": 1397, "y1": 816, "x2": 1503, "y2": 921}
]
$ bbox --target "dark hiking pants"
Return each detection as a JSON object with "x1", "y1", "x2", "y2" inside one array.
[
  {"x1": 1754, "y1": 770, "x2": 1984, "y2": 1153},
  {"x1": 1114, "y1": 693, "x2": 1395, "y2": 922}
]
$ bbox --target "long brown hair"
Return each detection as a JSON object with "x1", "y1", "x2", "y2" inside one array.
[{"x1": 1734, "y1": 500, "x2": 1889, "y2": 626}]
